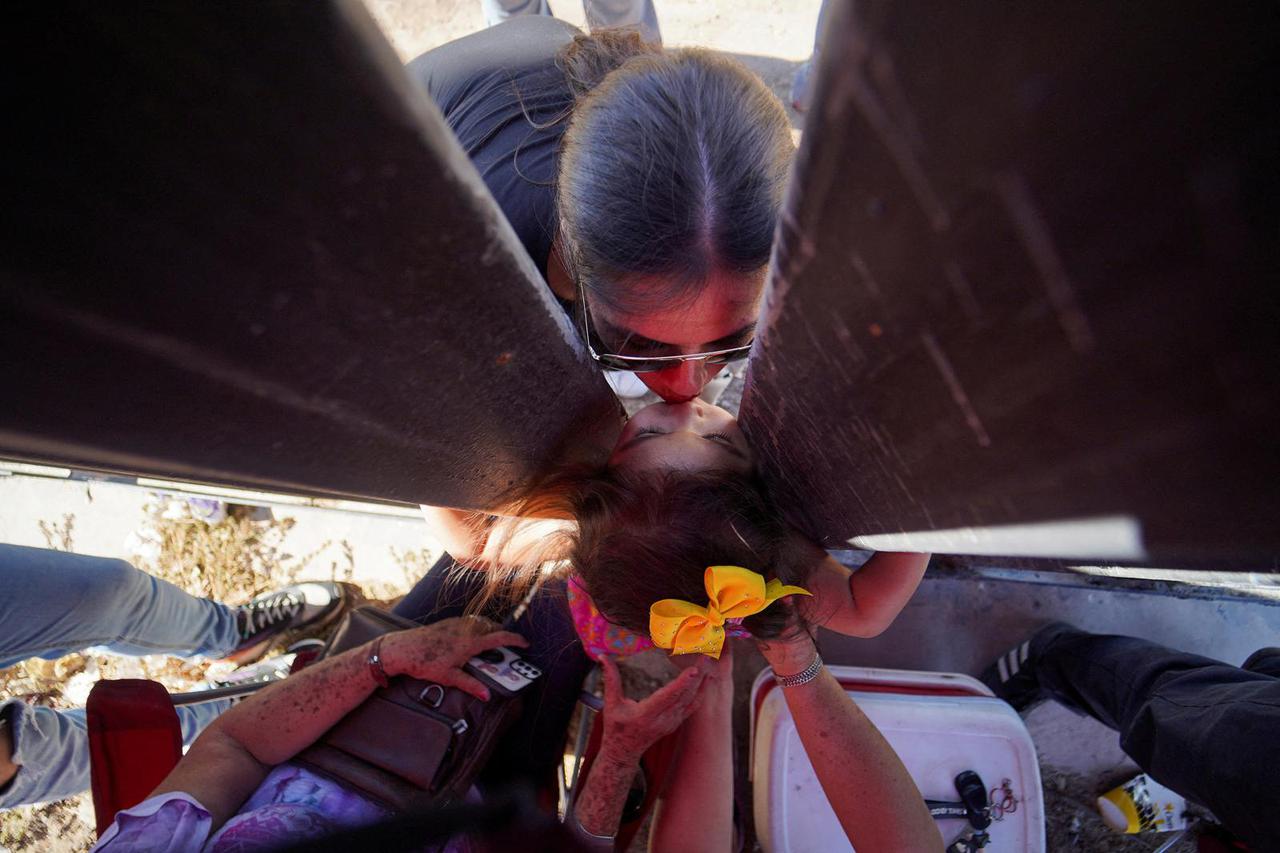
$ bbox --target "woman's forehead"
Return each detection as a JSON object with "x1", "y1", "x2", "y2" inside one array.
[{"x1": 598, "y1": 270, "x2": 763, "y2": 348}]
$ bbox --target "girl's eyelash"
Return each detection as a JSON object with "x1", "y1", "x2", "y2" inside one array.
[
  {"x1": 634, "y1": 427, "x2": 665, "y2": 437},
  {"x1": 702, "y1": 432, "x2": 733, "y2": 443}
]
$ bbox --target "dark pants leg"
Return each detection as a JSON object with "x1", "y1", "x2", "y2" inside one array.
[
  {"x1": 394, "y1": 554, "x2": 591, "y2": 791},
  {"x1": 1034, "y1": 628, "x2": 1280, "y2": 849}
]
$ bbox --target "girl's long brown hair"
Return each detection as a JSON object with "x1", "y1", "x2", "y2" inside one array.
[{"x1": 470, "y1": 466, "x2": 813, "y2": 641}]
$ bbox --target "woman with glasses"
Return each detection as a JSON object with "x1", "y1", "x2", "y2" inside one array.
[
  {"x1": 408, "y1": 16, "x2": 793, "y2": 403},
  {"x1": 397, "y1": 17, "x2": 796, "y2": 797}
]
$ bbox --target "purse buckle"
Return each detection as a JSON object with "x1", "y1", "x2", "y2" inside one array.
[{"x1": 418, "y1": 684, "x2": 445, "y2": 708}]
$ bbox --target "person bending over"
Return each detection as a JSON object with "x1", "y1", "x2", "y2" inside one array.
[{"x1": 410, "y1": 24, "x2": 793, "y2": 403}]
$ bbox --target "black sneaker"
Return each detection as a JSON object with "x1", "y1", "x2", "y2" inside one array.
[
  {"x1": 210, "y1": 652, "x2": 295, "y2": 689},
  {"x1": 980, "y1": 622, "x2": 1079, "y2": 712},
  {"x1": 228, "y1": 582, "x2": 347, "y2": 664}
]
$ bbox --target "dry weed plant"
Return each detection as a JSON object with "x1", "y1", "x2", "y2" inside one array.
[
  {"x1": 0, "y1": 496, "x2": 345, "y2": 852},
  {"x1": 132, "y1": 499, "x2": 311, "y2": 604}
]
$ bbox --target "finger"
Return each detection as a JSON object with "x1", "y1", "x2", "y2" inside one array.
[
  {"x1": 645, "y1": 665, "x2": 704, "y2": 709},
  {"x1": 459, "y1": 614, "x2": 501, "y2": 636},
  {"x1": 601, "y1": 655, "x2": 623, "y2": 708},
  {"x1": 435, "y1": 669, "x2": 491, "y2": 702},
  {"x1": 689, "y1": 656, "x2": 717, "y2": 680},
  {"x1": 467, "y1": 630, "x2": 529, "y2": 655},
  {"x1": 712, "y1": 644, "x2": 734, "y2": 679},
  {"x1": 656, "y1": 683, "x2": 702, "y2": 719},
  {"x1": 653, "y1": 693, "x2": 702, "y2": 732}
]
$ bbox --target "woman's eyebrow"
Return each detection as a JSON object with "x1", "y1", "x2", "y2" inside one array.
[
  {"x1": 595, "y1": 316, "x2": 672, "y2": 351},
  {"x1": 705, "y1": 323, "x2": 757, "y2": 349}
]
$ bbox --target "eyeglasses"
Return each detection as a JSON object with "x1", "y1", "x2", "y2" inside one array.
[{"x1": 578, "y1": 283, "x2": 754, "y2": 374}]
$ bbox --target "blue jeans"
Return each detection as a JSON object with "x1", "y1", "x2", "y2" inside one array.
[
  {"x1": 0, "y1": 545, "x2": 239, "y2": 808},
  {"x1": 481, "y1": 0, "x2": 661, "y2": 44}
]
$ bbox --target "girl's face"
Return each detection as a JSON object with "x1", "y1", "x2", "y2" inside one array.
[{"x1": 608, "y1": 401, "x2": 755, "y2": 475}]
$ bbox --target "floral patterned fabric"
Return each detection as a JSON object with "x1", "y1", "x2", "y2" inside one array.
[
  {"x1": 566, "y1": 576, "x2": 653, "y2": 662},
  {"x1": 566, "y1": 575, "x2": 755, "y2": 662},
  {"x1": 92, "y1": 764, "x2": 390, "y2": 853}
]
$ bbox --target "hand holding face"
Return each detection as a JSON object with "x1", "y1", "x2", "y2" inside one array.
[
  {"x1": 598, "y1": 655, "x2": 708, "y2": 766},
  {"x1": 378, "y1": 616, "x2": 528, "y2": 702}
]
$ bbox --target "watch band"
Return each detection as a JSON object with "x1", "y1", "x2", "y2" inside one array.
[
  {"x1": 774, "y1": 653, "x2": 823, "y2": 688},
  {"x1": 367, "y1": 636, "x2": 390, "y2": 688}
]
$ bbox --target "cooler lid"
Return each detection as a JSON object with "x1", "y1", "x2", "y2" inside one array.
[{"x1": 751, "y1": 665, "x2": 1045, "y2": 853}]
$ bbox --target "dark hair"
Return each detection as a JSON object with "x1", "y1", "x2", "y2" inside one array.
[
  {"x1": 571, "y1": 468, "x2": 813, "y2": 641},
  {"x1": 476, "y1": 466, "x2": 813, "y2": 642},
  {"x1": 555, "y1": 31, "x2": 794, "y2": 315}
]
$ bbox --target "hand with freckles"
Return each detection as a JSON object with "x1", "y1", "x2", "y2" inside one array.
[
  {"x1": 378, "y1": 616, "x2": 528, "y2": 702},
  {"x1": 148, "y1": 616, "x2": 528, "y2": 834}
]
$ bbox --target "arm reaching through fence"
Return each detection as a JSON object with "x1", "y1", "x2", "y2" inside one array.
[
  {"x1": 568, "y1": 657, "x2": 710, "y2": 843},
  {"x1": 130, "y1": 618, "x2": 525, "y2": 837},
  {"x1": 795, "y1": 545, "x2": 931, "y2": 639},
  {"x1": 756, "y1": 628, "x2": 944, "y2": 852}
]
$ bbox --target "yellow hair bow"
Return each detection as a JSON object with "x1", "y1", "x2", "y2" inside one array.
[{"x1": 649, "y1": 565, "x2": 811, "y2": 659}]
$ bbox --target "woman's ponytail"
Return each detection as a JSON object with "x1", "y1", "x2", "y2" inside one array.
[{"x1": 557, "y1": 29, "x2": 661, "y2": 101}]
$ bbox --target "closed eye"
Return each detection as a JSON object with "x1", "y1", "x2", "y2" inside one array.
[
  {"x1": 618, "y1": 428, "x2": 746, "y2": 460},
  {"x1": 618, "y1": 427, "x2": 667, "y2": 452},
  {"x1": 701, "y1": 432, "x2": 746, "y2": 459}
]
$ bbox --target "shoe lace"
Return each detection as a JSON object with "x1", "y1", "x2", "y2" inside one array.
[{"x1": 246, "y1": 590, "x2": 304, "y2": 635}]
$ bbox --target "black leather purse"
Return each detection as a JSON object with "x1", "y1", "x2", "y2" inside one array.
[{"x1": 294, "y1": 606, "x2": 535, "y2": 813}]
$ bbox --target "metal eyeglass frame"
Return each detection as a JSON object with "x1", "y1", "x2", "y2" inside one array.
[{"x1": 577, "y1": 282, "x2": 753, "y2": 374}]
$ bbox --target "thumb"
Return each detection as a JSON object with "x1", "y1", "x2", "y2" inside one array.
[{"x1": 601, "y1": 655, "x2": 623, "y2": 708}]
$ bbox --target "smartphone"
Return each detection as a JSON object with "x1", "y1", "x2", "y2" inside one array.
[{"x1": 464, "y1": 646, "x2": 542, "y2": 698}]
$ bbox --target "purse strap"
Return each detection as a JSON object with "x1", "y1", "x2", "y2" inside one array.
[{"x1": 322, "y1": 605, "x2": 419, "y2": 658}]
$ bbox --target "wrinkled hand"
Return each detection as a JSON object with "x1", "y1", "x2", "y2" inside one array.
[
  {"x1": 379, "y1": 616, "x2": 527, "y2": 701},
  {"x1": 598, "y1": 655, "x2": 708, "y2": 766}
]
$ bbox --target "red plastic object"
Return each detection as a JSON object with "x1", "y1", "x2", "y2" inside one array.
[{"x1": 87, "y1": 679, "x2": 183, "y2": 837}]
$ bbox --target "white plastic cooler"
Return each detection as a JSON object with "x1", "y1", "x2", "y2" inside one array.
[{"x1": 750, "y1": 666, "x2": 1045, "y2": 852}]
